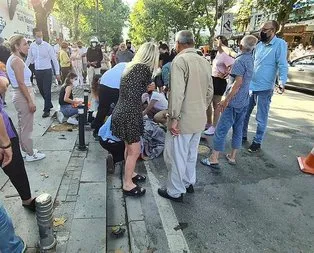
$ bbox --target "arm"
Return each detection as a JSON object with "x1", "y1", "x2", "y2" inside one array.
[
  {"x1": 49, "y1": 45, "x2": 60, "y2": 75},
  {"x1": 168, "y1": 58, "x2": 186, "y2": 135},
  {"x1": 25, "y1": 45, "x2": 34, "y2": 67},
  {"x1": 143, "y1": 100, "x2": 157, "y2": 116},
  {"x1": 64, "y1": 86, "x2": 78, "y2": 105},
  {"x1": 0, "y1": 114, "x2": 12, "y2": 167},
  {"x1": 277, "y1": 41, "x2": 289, "y2": 90},
  {"x1": 219, "y1": 76, "x2": 243, "y2": 112},
  {"x1": 99, "y1": 49, "x2": 103, "y2": 62},
  {"x1": 11, "y1": 59, "x2": 36, "y2": 113}
]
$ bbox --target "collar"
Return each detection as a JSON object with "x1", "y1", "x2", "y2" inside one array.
[
  {"x1": 178, "y1": 47, "x2": 197, "y2": 55},
  {"x1": 264, "y1": 36, "x2": 277, "y2": 46}
]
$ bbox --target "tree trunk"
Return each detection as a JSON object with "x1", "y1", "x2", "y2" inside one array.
[
  {"x1": 73, "y1": 4, "x2": 80, "y2": 41},
  {"x1": 31, "y1": 0, "x2": 56, "y2": 42}
]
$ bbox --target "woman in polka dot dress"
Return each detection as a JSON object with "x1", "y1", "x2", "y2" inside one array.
[{"x1": 111, "y1": 42, "x2": 159, "y2": 197}]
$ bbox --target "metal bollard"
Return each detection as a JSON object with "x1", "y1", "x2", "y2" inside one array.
[
  {"x1": 35, "y1": 193, "x2": 56, "y2": 251},
  {"x1": 78, "y1": 104, "x2": 87, "y2": 151},
  {"x1": 83, "y1": 89, "x2": 89, "y2": 125}
]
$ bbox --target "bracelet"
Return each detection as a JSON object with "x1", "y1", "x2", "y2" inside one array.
[{"x1": 0, "y1": 142, "x2": 11, "y2": 149}]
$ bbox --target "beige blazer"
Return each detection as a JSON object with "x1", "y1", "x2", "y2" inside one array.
[{"x1": 168, "y1": 48, "x2": 213, "y2": 134}]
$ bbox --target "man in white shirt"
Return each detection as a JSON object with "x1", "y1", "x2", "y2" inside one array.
[
  {"x1": 26, "y1": 28, "x2": 60, "y2": 118},
  {"x1": 77, "y1": 41, "x2": 87, "y2": 82}
]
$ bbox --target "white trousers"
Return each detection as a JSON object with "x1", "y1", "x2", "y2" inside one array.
[
  {"x1": 87, "y1": 66, "x2": 101, "y2": 87},
  {"x1": 164, "y1": 131, "x2": 201, "y2": 198}
]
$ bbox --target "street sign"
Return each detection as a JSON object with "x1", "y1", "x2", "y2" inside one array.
[{"x1": 221, "y1": 13, "x2": 233, "y2": 37}]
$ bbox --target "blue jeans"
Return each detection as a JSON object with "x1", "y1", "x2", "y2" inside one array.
[
  {"x1": 242, "y1": 90, "x2": 273, "y2": 144},
  {"x1": 60, "y1": 104, "x2": 78, "y2": 118},
  {"x1": 213, "y1": 106, "x2": 247, "y2": 152},
  {"x1": 35, "y1": 69, "x2": 53, "y2": 112},
  {"x1": 0, "y1": 203, "x2": 24, "y2": 253}
]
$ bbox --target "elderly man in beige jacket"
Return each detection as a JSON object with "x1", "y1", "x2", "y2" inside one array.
[{"x1": 158, "y1": 30, "x2": 213, "y2": 202}]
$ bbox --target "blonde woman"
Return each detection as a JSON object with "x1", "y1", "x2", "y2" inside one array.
[
  {"x1": 6, "y1": 35, "x2": 45, "y2": 162},
  {"x1": 111, "y1": 42, "x2": 159, "y2": 197}
]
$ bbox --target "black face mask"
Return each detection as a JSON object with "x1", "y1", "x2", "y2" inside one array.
[{"x1": 260, "y1": 32, "x2": 270, "y2": 42}]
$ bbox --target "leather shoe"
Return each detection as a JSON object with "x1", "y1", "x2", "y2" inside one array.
[
  {"x1": 186, "y1": 185, "x2": 194, "y2": 193},
  {"x1": 42, "y1": 112, "x2": 50, "y2": 118},
  {"x1": 158, "y1": 188, "x2": 183, "y2": 202}
]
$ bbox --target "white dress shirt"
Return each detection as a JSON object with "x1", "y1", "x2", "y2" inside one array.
[{"x1": 26, "y1": 41, "x2": 60, "y2": 75}]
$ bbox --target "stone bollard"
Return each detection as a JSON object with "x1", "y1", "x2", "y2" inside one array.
[{"x1": 35, "y1": 193, "x2": 56, "y2": 251}]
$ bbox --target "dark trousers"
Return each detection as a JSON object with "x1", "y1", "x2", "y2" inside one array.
[
  {"x1": 99, "y1": 139, "x2": 125, "y2": 164},
  {"x1": 35, "y1": 69, "x2": 53, "y2": 112},
  {"x1": 92, "y1": 85, "x2": 119, "y2": 134},
  {"x1": 61, "y1": 67, "x2": 72, "y2": 84},
  {"x1": 2, "y1": 119, "x2": 31, "y2": 200},
  {"x1": 29, "y1": 64, "x2": 35, "y2": 84}
]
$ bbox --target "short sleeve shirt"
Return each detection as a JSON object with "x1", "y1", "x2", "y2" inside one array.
[
  {"x1": 228, "y1": 52, "x2": 254, "y2": 108},
  {"x1": 212, "y1": 51, "x2": 235, "y2": 77}
]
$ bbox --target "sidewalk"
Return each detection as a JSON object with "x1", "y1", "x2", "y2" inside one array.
[{"x1": 0, "y1": 85, "x2": 107, "y2": 252}]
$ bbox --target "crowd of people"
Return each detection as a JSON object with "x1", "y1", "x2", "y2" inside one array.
[{"x1": 0, "y1": 18, "x2": 290, "y2": 251}]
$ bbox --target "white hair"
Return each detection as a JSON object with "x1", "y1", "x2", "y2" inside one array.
[
  {"x1": 175, "y1": 30, "x2": 195, "y2": 45},
  {"x1": 241, "y1": 35, "x2": 258, "y2": 52},
  {"x1": 124, "y1": 42, "x2": 159, "y2": 77}
]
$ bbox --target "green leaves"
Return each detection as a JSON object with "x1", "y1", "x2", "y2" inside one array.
[{"x1": 53, "y1": 0, "x2": 129, "y2": 44}]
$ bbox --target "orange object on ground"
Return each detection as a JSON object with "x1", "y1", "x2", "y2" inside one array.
[{"x1": 297, "y1": 147, "x2": 314, "y2": 175}]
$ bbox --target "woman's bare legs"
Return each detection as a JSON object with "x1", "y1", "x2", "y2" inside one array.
[{"x1": 123, "y1": 141, "x2": 141, "y2": 191}]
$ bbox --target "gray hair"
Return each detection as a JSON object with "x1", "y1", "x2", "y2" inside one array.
[
  {"x1": 240, "y1": 35, "x2": 258, "y2": 52},
  {"x1": 175, "y1": 30, "x2": 195, "y2": 45}
]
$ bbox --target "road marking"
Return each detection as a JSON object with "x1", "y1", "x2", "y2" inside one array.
[{"x1": 144, "y1": 161, "x2": 190, "y2": 253}]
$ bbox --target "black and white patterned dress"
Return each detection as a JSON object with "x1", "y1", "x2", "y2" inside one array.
[{"x1": 111, "y1": 64, "x2": 152, "y2": 144}]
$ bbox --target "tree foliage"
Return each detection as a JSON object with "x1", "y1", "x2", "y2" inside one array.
[
  {"x1": 129, "y1": 0, "x2": 235, "y2": 46},
  {"x1": 256, "y1": 0, "x2": 300, "y2": 34},
  {"x1": 54, "y1": 0, "x2": 129, "y2": 45}
]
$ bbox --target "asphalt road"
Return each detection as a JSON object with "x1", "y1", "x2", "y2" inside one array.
[{"x1": 149, "y1": 90, "x2": 314, "y2": 253}]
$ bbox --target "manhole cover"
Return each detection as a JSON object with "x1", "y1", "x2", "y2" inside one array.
[{"x1": 48, "y1": 123, "x2": 78, "y2": 132}]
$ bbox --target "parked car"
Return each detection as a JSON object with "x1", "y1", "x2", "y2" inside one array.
[{"x1": 287, "y1": 54, "x2": 314, "y2": 92}]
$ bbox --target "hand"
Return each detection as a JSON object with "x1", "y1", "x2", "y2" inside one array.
[
  {"x1": 276, "y1": 84, "x2": 285, "y2": 94},
  {"x1": 218, "y1": 99, "x2": 229, "y2": 112},
  {"x1": 56, "y1": 75, "x2": 61, "y2": 81},
  {"x1": 0, "y1": 147, "x2": 13, "y2": 167},
  {"x1": 28, "y1": 102, "x2": 36, "y2": 113},
  {"x1": 169, "y1": 119, "x2": 180, "y2": 136}
]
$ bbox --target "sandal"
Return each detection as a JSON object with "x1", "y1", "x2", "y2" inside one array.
[
  {"x1": 200, "y1": 158, "x2": 220, "y2": 170},
  {"x1": 225, "y1": 154, "x2": 236, "y2": 165},
  {"x1": 22, "y1": 198, "x2": 36, "y2": 212},
  {"x1": 132, "y1": 174, "x2": 146, "y2": 184},
  {"x1": 123, "y1": 186, "x2": 146, "y2": 197}
]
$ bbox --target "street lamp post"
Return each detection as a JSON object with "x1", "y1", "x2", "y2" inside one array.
[{"x1": 96, "y1": 0, "x2": 99, "y2": 38}]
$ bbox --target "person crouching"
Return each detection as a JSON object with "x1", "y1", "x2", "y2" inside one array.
[
  {"x1": 201, "y1": 35, "x2": 258, "y2": 168},
  {"x1": 57, "y1": 73, "x2": 82, "y2": 125}
]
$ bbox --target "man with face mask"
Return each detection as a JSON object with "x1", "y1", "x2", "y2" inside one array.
[
  {"x1": 26, "y1": 28, "x2": 60, "y2": 118},
  {"x1": 86, "y1": 37, "x2": 103, "y2": 87},
  {"x1": 242, "y1": 20, "x2": 288, "y2": 152}
]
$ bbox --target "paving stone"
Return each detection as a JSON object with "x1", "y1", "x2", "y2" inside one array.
[
  {"x1": 67, "y1": 157, "x2": 85, "y2": 168},
  {"x1": 129, "y1": 220, "x2": 149, "y2": 253},
  {"x1": 74, "y1": 182, "x2": 106, "y2": 219},
  {"x1": 65, "y1": 195, "x2": 78, "y2": 202},
  {"x1": 107, "y1": 164, "x2": 123, "y2": 189},
  {"x1": 106, "y1": 225, "x2": 129, "y2": 253},
  {"x1": 125, "y1": 197, "x2": 144, "y2": 222},
  {"x1": 81, "y1": 159, "x2": 106, "y2": 182},
  {"x1": 107, "y1": 189, "x2": 126, "y2": 226},
  {"x1": 66, "y1": 218, "x2": 106, "y2": 253}
]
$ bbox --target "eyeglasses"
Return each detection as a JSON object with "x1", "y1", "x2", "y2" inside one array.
[{"x1": 260, "y1": 28, "x2": 273, "y2": 33}]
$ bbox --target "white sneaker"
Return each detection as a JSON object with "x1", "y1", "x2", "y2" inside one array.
[
  {"x1": 204, "y1": 126, "x2": 215, "y2": 136},
  {"x1": 21, "y1": 149, "x2": 38, "y2": 158},
  {"x1": 57, "y1": 111, "x2": 65, "y2": 123},
  {"x1": 67, "y1": 117, "x2": 79, "y2": 125},
  {"x1": 26, "y1": 152, "x2": 46, "y2": 162}
]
